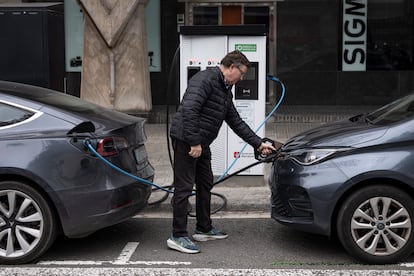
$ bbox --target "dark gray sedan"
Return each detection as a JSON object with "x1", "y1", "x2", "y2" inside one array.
[
  {"x1": 0, "y1": 81, "x2": 154, "y2": 264},
  {"x1": 270, "y1": 94, "x2": 414, "y2": 264}
]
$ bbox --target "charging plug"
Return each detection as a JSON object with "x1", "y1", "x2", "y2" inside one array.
[{"x1": 255, "y1": 137, "x2": 282, "y2": 162}]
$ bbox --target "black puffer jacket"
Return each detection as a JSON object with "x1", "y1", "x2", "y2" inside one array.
[{"x1": 170, "y1": 67, "x2": 262, "y2": 149}]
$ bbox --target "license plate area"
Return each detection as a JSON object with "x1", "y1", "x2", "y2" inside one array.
[{"x1": 134, "y1": 145, "x2": 148, "y2": 165}]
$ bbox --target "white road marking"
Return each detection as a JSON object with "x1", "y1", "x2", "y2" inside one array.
[
  {"x1": 37, "y1": 260, "x2": 104, "y2": 265},
  {"x1": 113, "y1": 242, "x2": 139, "y2": 264},
  {"x1": 1, "y1": 268, "x2": 412, "y2": 276},
  {"x1": 134, "y1": 211, "x2": 271, "y2": 219},
  {"x1": 126, "y1": 261, "x2": 191, "y2": 266},
  {"x1": 37, "y1": 241, "x2": 191, "y2": 267},
  {"x1": 37, "y1": 260, "x2": 191, "y2": 266}
]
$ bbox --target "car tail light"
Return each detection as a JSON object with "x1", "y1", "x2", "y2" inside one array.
[{"x1": 96, "y1": 137, "x2": 128, "y2": 157}]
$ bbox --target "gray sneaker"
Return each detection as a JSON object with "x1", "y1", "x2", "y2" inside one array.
[
  {"x1": 167, "y1": 235, "x2": 200, "y2": 254},
  {"x1": 192, "y1": 227, "x2": 228, "y2": 242}
]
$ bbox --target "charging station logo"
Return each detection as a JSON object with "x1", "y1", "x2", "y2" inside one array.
[
  {"x1": 235, "y1": 44, "x2": 257, "y2": 52},
  {"x1": 234, "y1": 152, "x2": 241, "y2": 158}
]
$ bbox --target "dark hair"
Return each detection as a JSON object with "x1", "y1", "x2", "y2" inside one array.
[{"x1": 220, "y1": 50, "x2": 250, "y2": 68}]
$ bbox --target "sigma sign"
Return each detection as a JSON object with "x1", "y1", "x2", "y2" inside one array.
[{"x1": 342, "y1": 0, "x2": 367, "y2": 71}]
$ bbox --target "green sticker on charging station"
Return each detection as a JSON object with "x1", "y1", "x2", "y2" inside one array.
[{"x1": 235, "y1": 44, "x2": 257, "y2": 52}]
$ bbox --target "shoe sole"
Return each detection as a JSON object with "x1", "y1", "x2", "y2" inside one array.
[
  {"x1": 192, "y1": 234, "x2": 228, "y2": 242},
  {"x1": 167, "y1": 239, "x2": 200, "y2": 254}
]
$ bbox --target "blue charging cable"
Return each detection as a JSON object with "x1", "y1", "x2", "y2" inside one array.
[
  {"x1": 84, "y1": 74, "x2": 285, "y2": 193},
  {"x1": 84, "y1": 140, "x2": 177, "y2": 193},
  {"x1": 216, "y1": 74, "x2": 285, "y2": 182}
]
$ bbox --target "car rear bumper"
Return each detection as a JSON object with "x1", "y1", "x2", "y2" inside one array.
[{"x1": 60, "y1": 179, "x2": 152, "y2": 237}]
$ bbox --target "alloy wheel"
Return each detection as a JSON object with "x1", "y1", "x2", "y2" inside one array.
[
  {"x1": 0, "y1": 190, "x2": 43, "y2": 258},
  {"x1": 337, "y1": 185, "x2": 414, "y2": 264},
  {"x1": 350, "y1": 196, "x2": 411, "y2": 256}
]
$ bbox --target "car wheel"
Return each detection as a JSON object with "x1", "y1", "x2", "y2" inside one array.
[
  {"x1": 0, "y1": 181, "x2": 57, "y2": 264},
  {"x1": 337, "y1": 185, "x2": 414, "y2": 264}
]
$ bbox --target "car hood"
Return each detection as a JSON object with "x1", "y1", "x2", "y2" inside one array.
[{"x1": 282, "y1": 117, "x2": 388, "y2": 150}]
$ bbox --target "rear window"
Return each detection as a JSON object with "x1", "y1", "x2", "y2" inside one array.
[{"x1": 0, "y1": 102, "x2": 35, "y2": 127}]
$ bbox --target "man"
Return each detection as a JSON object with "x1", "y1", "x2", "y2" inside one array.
[{"x1": 168, "y1": 50, "x2": 277, "y2": 254}]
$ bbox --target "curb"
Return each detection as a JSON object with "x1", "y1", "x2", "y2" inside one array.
[{"x1": 144, "y1": 186, "x2": 272, "y2": 214}]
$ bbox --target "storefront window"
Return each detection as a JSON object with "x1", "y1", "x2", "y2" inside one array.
[
  {"x1": 222, "y1": 6, "x2": 241, "y2": 25},
  {"x1": 244, "y1": 7, "x2": 269, "y2": 27},
  {"x1": 193, "y1": 6, "x2": 270, "y2": 26},
  {"x1": 277, "y1": 0, "x2": 339, "y2": 72},
  {"x1": 193, "y1": 6, "x2": 218, "y2": 25},
  {"x1": 278, "y1": 0, "x2": 414, "y2": 72},
  {"x1": 366, "y1": 0, "x2": 414, "y2": 70}
]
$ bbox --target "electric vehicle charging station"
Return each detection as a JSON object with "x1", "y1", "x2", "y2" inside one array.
[{"x1": 179, "y1": 25, "x2": 267, "y2": 176}]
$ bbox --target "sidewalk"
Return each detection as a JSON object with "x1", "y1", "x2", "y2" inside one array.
[{"x1": 142, "y1": 105, "x2": 379, "y2": 215}]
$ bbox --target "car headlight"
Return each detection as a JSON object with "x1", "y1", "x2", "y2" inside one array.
[{"x1": 287, "y1": 147, "x2": 353, "y2": 165}]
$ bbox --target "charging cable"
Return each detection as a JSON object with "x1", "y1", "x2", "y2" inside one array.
[
  {"x1": 83, "y1": 75, "x2": 285, "y2": 215},
  {"x1": 216, "y1": 74, "x2": 285, "y2": 182},
  {"x1": 83, "y1": 138, "x2": 278, "y2": 192},
  {"x1": 84, "y1": 139, "x2": 177, "y2": 194},
  {"x1": 83, "y1": 74, "x2": 284, "y2": 192}
]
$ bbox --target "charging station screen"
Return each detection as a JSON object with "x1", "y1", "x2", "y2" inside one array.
[
  {"x1": 235, "y1": 62, "x2": 258, "y2": 100},
  {"x1": 244, "y1": 67, "x2": 255, "y2": 81},
  {"x1": 187, "y1": 67, "x2": 201, "y2": 82}
]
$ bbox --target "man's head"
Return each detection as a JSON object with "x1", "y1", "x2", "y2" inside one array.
[{"x1": 220, "y1": 50, "x2": 250, "y2": 86}]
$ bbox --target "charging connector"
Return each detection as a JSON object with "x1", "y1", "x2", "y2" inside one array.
[{"x1": 255, "y1": 137, "x2": 277, "y2": 161}]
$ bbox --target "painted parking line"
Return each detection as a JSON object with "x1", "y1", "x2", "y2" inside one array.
[
  {"x1": 1, "y1": 268, "x2": 413, "y2": 276},
  {"x1": 37, "y1": 241, "x2": 191, "y2": 266},
  {"x1": 37, "y1": 260, "x2": 105, "y2": 265},
  {"x1": 113, "y1": 242, "x2": 139, "y2": 264},
  {"x1": 37, "y1": 260, "x2": 191, "y2": 266},
  {"x1": 34, "y1": 240, "x2": 412, "y2": 272},
  {"x1": 134, "y1": 211, "x2": 271, "y2": 219}
]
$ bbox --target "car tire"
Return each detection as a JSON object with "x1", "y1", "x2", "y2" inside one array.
[
  {"x1": 337, "y1": 184, "x2": 414, "y2": 264},
  {"x1": 0, "y1": 181, "x2": 57, "y2": 264}
]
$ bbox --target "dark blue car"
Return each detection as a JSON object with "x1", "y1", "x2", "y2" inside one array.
[
  {"x1": 0, "y1": 81, "x2": 154, "y2": 264},
  {"x1": 270, "y1": 94, "x2": 414, "y2": 264}
]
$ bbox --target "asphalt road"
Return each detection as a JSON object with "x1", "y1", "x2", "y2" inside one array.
[{"x1": 3, "y1": 216, "x2": 414, "y2": 275}]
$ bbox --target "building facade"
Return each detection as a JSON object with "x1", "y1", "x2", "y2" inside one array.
[
  {"x1": 172, "y1": 0, "x2": 414, "y2": 106},
  {"x1": 1, "y1": 0, "x2": 414, "y2": 108}
]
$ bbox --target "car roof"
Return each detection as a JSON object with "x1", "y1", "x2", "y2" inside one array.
[
  {"x1": 0, "y1": 80, "x2": 54, "y2": 98},
  {"x1": 0, "y1": 81, "x2": 145, "y2": 131}
]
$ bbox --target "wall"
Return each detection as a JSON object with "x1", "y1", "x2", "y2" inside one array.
[
  {"x1": 276, "y1": 0, "x2": 414, "y2": 105},
  {"x1": 149, "y1": 0, "x2": 184, "y2": 106}
]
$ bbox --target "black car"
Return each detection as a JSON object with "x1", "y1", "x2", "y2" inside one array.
[
  {"x1": 0, "y1": 81, "x2": 154, "y2": 264},
  {"x1": 270, "y1": 94, "x2": 414, "y2": 264}
]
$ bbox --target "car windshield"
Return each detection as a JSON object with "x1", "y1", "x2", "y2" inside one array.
[{"x1": 365, "y1": 94, "x2": 414, "y2": 125}]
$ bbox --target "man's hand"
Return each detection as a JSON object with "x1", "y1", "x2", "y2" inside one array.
[
  {"x1": 258, "y1": 142, "x2": 275, "y2": 156},
  {"x1": 257, "y1": 140, "x2": 283, "y2": 156},
  {"x1": 189, "y1": 144, "x2": 202, "y2": 158}
]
